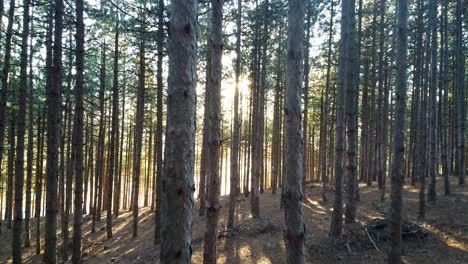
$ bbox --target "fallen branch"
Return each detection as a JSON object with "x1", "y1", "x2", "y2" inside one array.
[{"x1": 364, "y1": 226, "x2": 381, "y2": 252}]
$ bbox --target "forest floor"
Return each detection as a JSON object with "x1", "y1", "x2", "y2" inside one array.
[{"x1": 1, "y1": 176, "x2": 467, "y2": 264}]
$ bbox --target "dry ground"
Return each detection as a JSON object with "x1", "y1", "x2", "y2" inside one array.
[{"x1": 1, "y1": 176, "x2": 467, "y2": 263}]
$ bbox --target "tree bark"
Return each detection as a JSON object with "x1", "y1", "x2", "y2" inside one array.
[
  {"x1": 228, "y1": 0, "x2": 241, "y2": 229},
  {"x1": 132, "y1": 6, "x2": 146, "y2": 237},
  {"x1": 284, "y1": 0, "x2": 306, "y2": 262},
  {"x1": 160, "y1": 0, "x2": 197, "y2": 262},
  {"x1": 154, "y1": 0, "x2": 164, "y2": 244},
  {"x1": 0, "y1": 0, "x2": 15, "y2": 225},
  {"x1": 12, "y1": 1, "x2": 30, "y2": 260},
  {"x1": 388, "y1": 0, "x2": 408, "y2": 262},
  {"x1": 107, "y1": 8, "x2": 120, "y2": 239},
  {"x1": 72, "y1": 0, "x2": 85, "y2": 261},
  {"x1": 24, "y1": 6, "x2": 34, "y2": 248},
  {"x1": 320, "y1": 0, "x2": 334, "y2": 202},
  {"x1": 330, "y1": 0, "x2": 350, "y2": 239},
  {"x1": 427, "y1": 0, "x2": 438, "y2": 202},
  {"x1": 344, "y1": 0, "x2": 357, "y2": 224},
  {"x1": 44, "y1": 0, "x2": 64, "y2": 262},
  {"x1": 455, "y1": 0, "x2": 465, "y2": 185},
  {"x1": 203, "y1": 0, "x2": 223, "y2": 262}
]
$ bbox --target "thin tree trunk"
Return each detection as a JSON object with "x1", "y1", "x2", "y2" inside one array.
[
  {"x1": 44, "y1": 0, "x2": 64, "y2": 261},
  {"x1": 427, "y1": 0, "x2": 438, "y2": 202},
  {"x1": 132, "y1": 5, "x2": 146, "y2": 237},
  {"x1": 321, "y1": 0, "x2": 334, "y2": 202},
  {"x1": 24, "y1": 11, "x2": 34, "y2": 248},
  {"x1": 302, "y1": 2, "x2": 311, "y2": 191},
  {"x1": 388, "y1": 0, "x2": 408, "y2": 262},
  {"x1": 6, "y1": 112, "x2": 15, "y2": 230},
  {"x1": 0, "y1": 0, "x2": 15, "y2": 227},
  {"x1": 228, "y1": 0, "x2": 241, "y2": 229},
  {"x1": 12, "y1": 1, "x2": 30, "y2": 260},
  {"x1": 154, "y1": 0, "x2": 164, "y2": 244},
  {"x1": 455, "y1": 0, "x2": 465, "y2": 185},
  {"x1": 35, "y1": 107, "x2": 45, "y2": 255},
  {"x1": 72, "y1": 0, "x2": 85, "y2": 261},
  {"x1": 107, "y1": 8, "x2": 120, "y2": 239},
  {"x1": 203, "y1": 0, "x2": 223, "y2": 261},
  {"x1": 330, "y1": 0, "x2": 350, "y2": 239}
]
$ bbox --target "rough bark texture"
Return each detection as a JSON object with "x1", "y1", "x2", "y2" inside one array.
[
  {"x1": 160, "y1": 0, "x2": 197, "y2": 262},
  {"x1": 72, "y1": 0, "x2": 85, "y2": 262},
  {"x1": 228, "y1": 0, "x2": 241, "y2": 229},
  {"x1": 0, "y1": 0, "x2": 15, "y2": 224},
  {"x1": 302, "y1": 2, "x2": 311, "y2": 190},
  {"x1": 330, "y1": 0, "x2": 348, "y2": 239},
  {"x1": 133, "y1": 11, "x2": 146, "y2": 238},
  {"x1": 389, "y1": 0, "x2": 408, "y2": 262},
  {"x1": 154, "y1": 0, "x2": 164, "y2": 244},
  {"x1": 344, "y1": 0, "x2": 357, "y2": 224},
  {"x1": 24, "y1": 3, "x2": 35, "y2": 249},
  {"x1": 35, "y1": 107, "x2": 45, "y2": 255},
  {"x1": 107, "y1": 10, "x2": 120, "y2": 239},
  {"x1": 12, "y1": 0, "x2": 30, "y2": 261},
  {"x1": 284, "y1": 0, "x2": 306, "y2": 262},
  {"x1": 44, "y1": 0, "x2": 63, "y2": 262},
  {"x1": 203, "y1": 0, "x2": 223, "y2": 262},
  {"x1": 455, "y1": 0, "x2": 465, "y2": 185},
  {"x1": 427, "y1": 0, "x2": 438, "y2": 202},
  {"x1": 320, "y1": 0, "x2": 334, "y2": 202},
  {"x1": 199, "y1": 31, "x2": 211, "y2": 217}
]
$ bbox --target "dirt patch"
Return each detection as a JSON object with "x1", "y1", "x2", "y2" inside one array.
[{"x1": 1, "y1": 177, "x2": 467, "y2": 263}]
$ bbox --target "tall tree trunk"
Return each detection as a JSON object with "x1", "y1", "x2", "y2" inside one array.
[
  {"x1": 72, "y1": 0, "x2": 85, "y2": 261},
  {"x1": 388, "y1": 0, "x2": 408, "y2": 262},
  {"x1": 344, "y1": 0, "x2": 357, "y2": 224},
  {"x1": 330, "y1": 0, "x2": 350, "y2": 239},
  {"x1": 107, "y1": 8, "x2": 120, "y2": 239},
  {"x1": 284, "y1": 0, "x2": 306, "y2": 262},
  {"x1": 228, "y1": 0, "x2": 241, "y2": 229},
  {"x1": 160, "y1": 0, "x2": 197, "y2": 261},
  {"x1": 12, "y1": 1, "x2": 30, "y2": 259},
  {"x1": 24, "y1": 11, "x2": 34, "y2": 248},
  {"x1": 132, "y1": 5, "x2": 146, "y2": 237},
  {"x1": 44, "y1": 0, "x2": 64, "y2": 262},
  {"x1": 6, "y1": 112, "x2": 15, "y2": 230},
  {"x1": 302, "y1": 1, "x2": 311, "y2": 191},
  {"x1": 320, "y1": 0, "x2": 334, "y2": 202},
  {"x1": 250, "y1": 0, "x2": 261, "y2": 217},
  {"x1": 376, "y1": 0, "x2": 386, "y2": 194},
  {"x1": 418, "y1": 22, "x2": 430, "y2": 220},
  {"x1": 427, "y1": 0, "x2": 438, "y2": 202},
  {"x1": 154, "y1": 0, "x2": 164, "y2": 244},
  {"x1": 116, "y1": 67, "x2": 126, "y2": 217},
  {"x1": 199, "y1": 27, "x2": 211, "y2": 216},
  {"x1": 203, "y1": 0, "x2": 223, "y2": 262},
  {"x1": 38, "y1": 8, "x2": 54, "y2": 254},
  {"x1": 62, "y1": 35, "x2": 74, "y2": 262},
  {"x1": 35, "y1": 107, "x2": 45, "y2": 255},
  {"x1": 93, "y1": 42, "x2": 106, "y2": 232},
  {"x1": 441, "y1": 0, "x2": 450, "y2": 195},
  {"x1": 0, "y1": 0, "x2": 15, "y2": 221},
  {"x1": 455, "y1": 0, "x2": 465, "y2": 185}
]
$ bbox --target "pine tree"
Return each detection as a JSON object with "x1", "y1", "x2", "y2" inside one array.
[
  {"x1": 284, "y1": 0, "x2": 306, "y2": 262},
  {"x1": 388, "y1": 0, "x2": 409, "y2": 262},
  {"x1": 72, "y1": 0, "x2": 85, "y2": 261},
  {"x1": 44, "y1": 0, "x2": 64, "y2": 262},
  {"x1": 160, "y1": 0, "x2": 197, "y2": 262}
]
